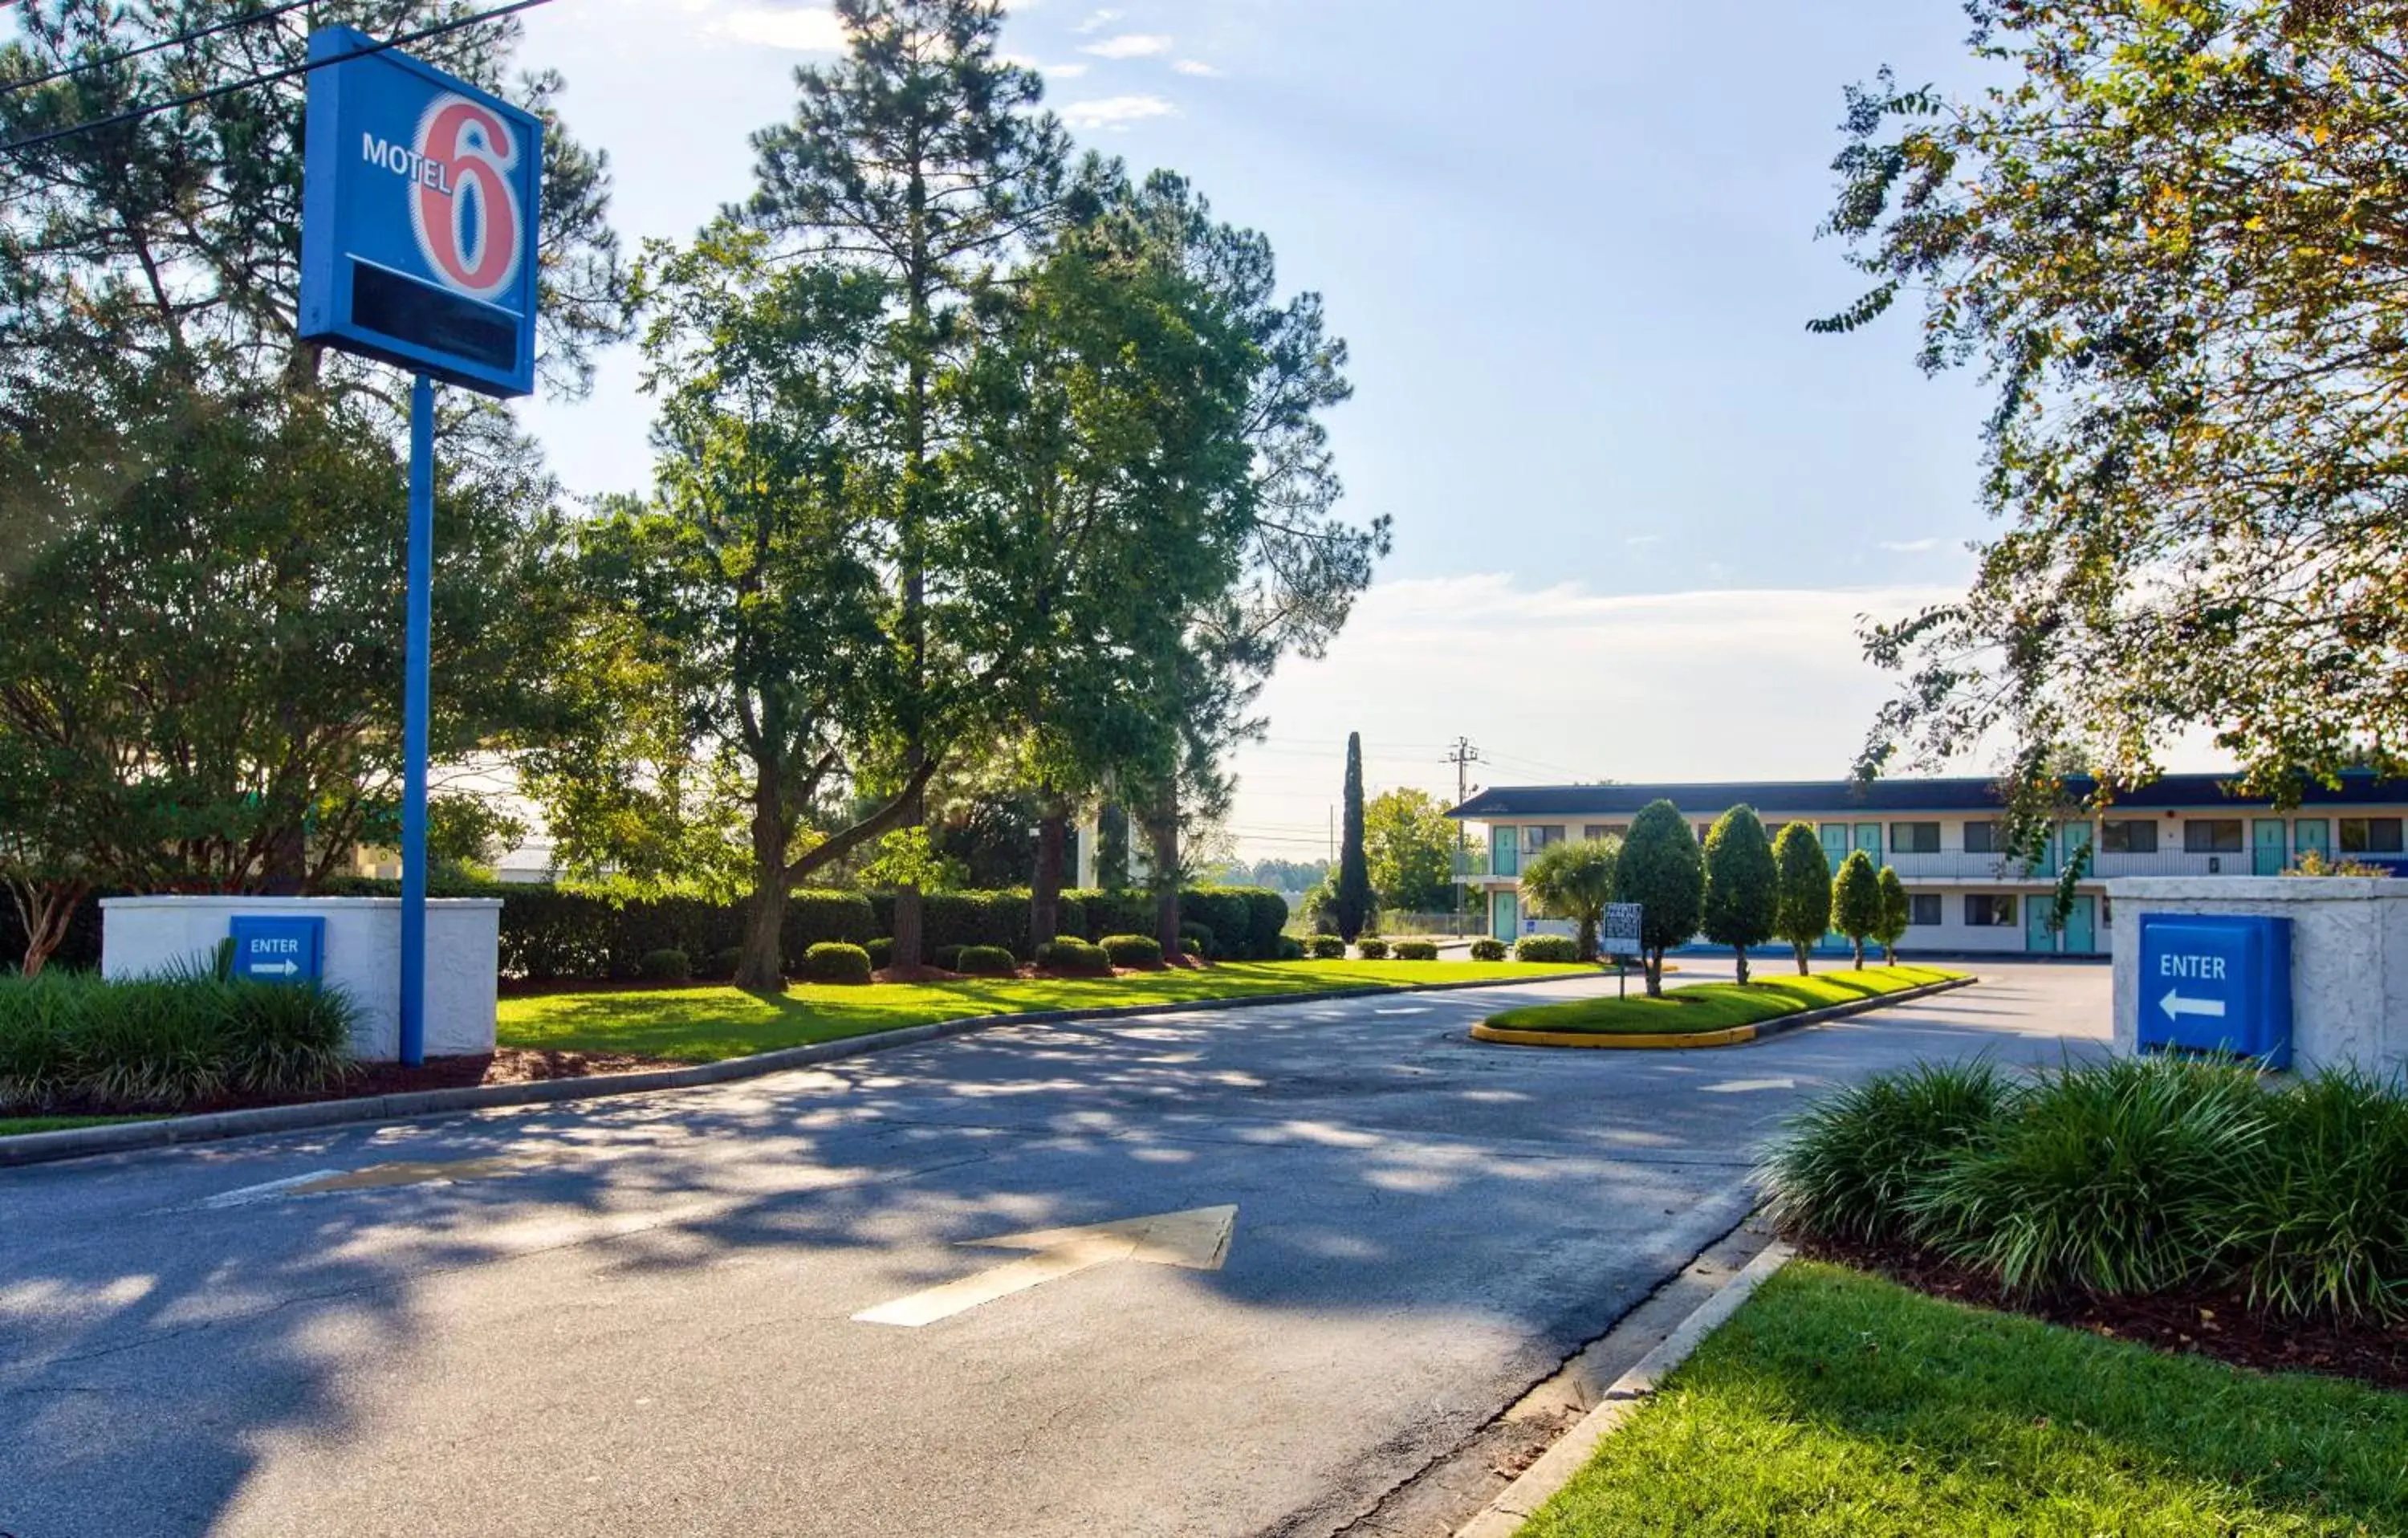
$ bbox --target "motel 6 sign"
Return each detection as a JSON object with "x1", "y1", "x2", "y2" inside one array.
[
  {"x1": 2136, "y1": 913, "x2": 2294, "y2": 1068},
  {"x1": 297, "y1": 26, "x2": 541, "y2": 397}
]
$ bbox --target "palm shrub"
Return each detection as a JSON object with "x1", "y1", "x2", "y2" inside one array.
[
  {"x1": 1520, "y1": 837, "x2": 1618, "y2": 961},
  {"x1": 1469, "y1": 938, "x2": 1507, "y2": 961},
  {"x1": 1831, "y1": 851, "x2": 1884, "y2": 970},
  {"x1": 1700, "y1": 807, "x2": 1778, "y2": 983},
  {"x1": 1514, "y1": 934, "x2": 1579, "y2": 962},
  {"x1": 1762, "y1": 1060, "x2": 2018, "y2": 1245},
  {"x1": 1906, "y1": 1055, "x2": 2269, "y2": 1296},
  {"x1": 2235, "y1": 1070, "x2": 2408, "y2": 1321},
  {"x1": 1771, "y1": 822, "x2": 1832, "y2": 974}
]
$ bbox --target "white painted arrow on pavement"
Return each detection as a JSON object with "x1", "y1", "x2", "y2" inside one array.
[
  {"x1": 2159, "y1": 990, "x2": 2227, "y2": 1023},
  {"x1": 853, "y1": 1204, "x2": 1237, "y2": 1328}
]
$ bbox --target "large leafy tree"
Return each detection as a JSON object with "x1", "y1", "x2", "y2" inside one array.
[
  {"x1": 1700, "y1": 805, "x2": 1779, "y2": 984},
  {"x1": 746, "y1": 0, "x2": 1071, "y2": 970},
  {"x1": 531, "y1": 228, "x2": 892, "y2": 989},
  {"x1": 1820, "y1": 0, "x2": 2408, "y2": 812},
  {"x1": 1364, "y1": 787, "x2": 1455, "y2": 913},
  {"x1": 1520, "y1": 837, "x2": 1617, "y2": 962},
  {"x1": 1771, "y1": 822, "x2": 1833, "y2": 975},
  {"x1": 1613, "y1": 800, "x2": 1704, "y2": 996}
]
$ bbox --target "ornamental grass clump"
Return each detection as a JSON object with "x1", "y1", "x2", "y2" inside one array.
[
  {"x1": 2234, "y1": 1070, "x2": 2408, "y2": 1322},
  {"x1": 220, "y1": 979, "x2": 360, "y2": 1096},
  {"x1": 0, "y1": 969, "x2": 362, "y2": 1113},
  {"x1": 1762, "y1": 1060, "x2": 2018, "y2": 1247},
  {"x1": 1906, "y1": 1055, "x2": 2269, "y2": 1297}
]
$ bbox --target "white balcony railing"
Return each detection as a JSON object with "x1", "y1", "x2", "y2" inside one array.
[{"x1": 1879, "y1": 849, "x2": 2258, "y2": 881}]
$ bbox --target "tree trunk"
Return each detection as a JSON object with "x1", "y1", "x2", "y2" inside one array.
[
  {"x1": 1793, "y1": 939, "x2": 1812, "y2": 976},
  {"x1": 1576, "y1": 917, "x2": 1597, "y2": 962},
  {"x1": 735, "y1": 766, "x2": 787, "y2": 990},
  {"x1": 1735, "y1": 945, "x2": 1751, "y2": 986},
  {"x1": 1030, "y1": 792, "x2": 1068, "y2": 950},
  {"x1": 10, "y1": 878, "x2": 87, "y2": 977},
  {"x1": 1645, "y1": 946, "x2": 1664, "y2": 997},
  {"x1": 1852, "y1": 938, "x2": 1865, "y2": 970},
  {"x1": 1148, "y1": 788, "x2": 1181, "y2": 959},
  {"x1": 889, "y1": 773, "x2": 927, "y2": 971}
]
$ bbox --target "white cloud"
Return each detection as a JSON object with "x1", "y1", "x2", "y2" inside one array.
[
  {"x1": 1005, "y1": 51, "x2": 1090, "y2": 78},
  {"x1": 1060, "y1": 94, "x2": 1176, "y2": 129},
  {"x1": 715, "y1": 6, "x2": 846, "y2": 51},
  {"x1": 1074, "y1": 8, "x2": 1122, "y2": 33},
  {"x1": 1171, "y1": 59, "x2": 1222, "y2": 76},
  {"x1": 1080, "y1": 32, "x2": 1173, "y2": 58},
  {"x1": 1222, "y1": 574, "x2": 1970, "y2": 856},
  {"x1": 1877, "y1": 537, "x2": 1945, "y2": 552},
  {"x1": 1624, "y1": 534, "x2": 1662, "y2": 547}
]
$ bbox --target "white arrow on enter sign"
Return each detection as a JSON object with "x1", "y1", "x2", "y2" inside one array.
[
  {"x1": 250, "y1": 959, "x2": 300, "y2": 979},
  {"x1": 853, "y1": 1204, "x2": 1237, "y2": 1328},
  {"x1": 2159, "y1": 989, "x2": 2227, "y2": 1023}
]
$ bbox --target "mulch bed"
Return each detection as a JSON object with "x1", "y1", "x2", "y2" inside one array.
[{"x1": 1798, "y1": 1231, "x2": 2408, "y2": 1394}]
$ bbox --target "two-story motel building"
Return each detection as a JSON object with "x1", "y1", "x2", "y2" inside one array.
[{"x1": 1446, "y1": 772, "x2": 2408, "y2": 956}]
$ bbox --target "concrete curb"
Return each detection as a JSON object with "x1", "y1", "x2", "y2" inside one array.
[
  {"x1": 1455, "y1": 1242, "x2": 1798, "y2": 1538},
  {"x1": 0, "y1": 970, "x2": 1602, "y2": 1170},
  {"x1": 1469, "y1": 974, "x2": 1979, "y2": 1050}
]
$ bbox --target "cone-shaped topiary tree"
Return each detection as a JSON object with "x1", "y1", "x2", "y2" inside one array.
[
  {"x1": 1772, "y1": 821, "x2": 1833, "y2": 975},
  {"x1": 1701, "y1": 806, "x2": 1779, "y2": 984},
  {"x1": 1874, "y1": 865, "x2": 1912, "y2": 965},
  {"x1": 1333, "y1": 733, "x2": 1374, "y2": 942},
  {"x1": 1832, "y1": 849, "x2": 1884, "y2": 970},
  {"x1": 1613, "y1": 800, "x2": 1704, "y2": 995}
]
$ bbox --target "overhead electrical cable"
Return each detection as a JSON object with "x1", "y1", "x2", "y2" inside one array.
[
  {"x1": 0, "y1": 0, "x2": 553, "y2": 157},
  {"x1": 1, "y1": 0, "x2": 318, "y2": 98}
]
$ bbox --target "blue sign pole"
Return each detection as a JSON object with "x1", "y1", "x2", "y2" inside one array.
[{"x1": 401, "y1": 372, "x2": 435, "y2": 1067}]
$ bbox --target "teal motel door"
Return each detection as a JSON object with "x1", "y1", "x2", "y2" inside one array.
[
  {"x1": 2252, "y1": 819, "x2": 2288, "y2": 876},
  {"x1": 2295, "y1": 819, "x2": 2330, "y2": 867},
  {"x1": 2024, "y1": 895, "x2": 2058, "y2": 954},
  {"x1": 1819, "y1": 824, "x2": 1851, "y2": 873},
  {"x1": 1493, "y1": 825, "x2": 1519, "y2": 879},
  {"x1": 2063, "y1": 895, "x2": 2097, "y2": 954},
  {"x1": 1491, "y1": 889, "x2": 1519, "y2": 942},
  {"x1": 1854, "y1": 824, "x2": 1883, "y2": 866}
]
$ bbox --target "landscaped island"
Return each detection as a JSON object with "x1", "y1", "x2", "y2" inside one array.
[{"x1": 1474, "y1": 966, "x2": 1967, "y2": 1046}]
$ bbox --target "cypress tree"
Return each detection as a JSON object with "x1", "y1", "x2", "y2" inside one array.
[
  {"x1": 1772, "y1": 822, "x2": 1833, "y2": 975},
  {"x1": 1701, "y1": 806, "x2": 1780, "y2": 984},
  {"x1": 1832, "y1": 850, "x2": 1885, "y2": 970},
  {"x1": 1334, "y1": 733, "x2": 1373, "y2": 942}
]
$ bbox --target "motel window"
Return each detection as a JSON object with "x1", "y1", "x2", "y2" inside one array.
[
  {"x1": 1963, "y1": 820, "x2": 1998, "y2": 854},
  {"x1": 1583, "y1": 824, "x2": 1609, "y2": 842},
  {"x1": 1909, "y1": 893, "x2": 1942, "y2": 927},
  {"x1": 2101, "y1": 820, "x2": 2158, "y2": 853},
  {"x1": 1964, "y1": 894, "x2": 2018, "y2": 927},
  {"x1": 1889, "y1": 822, "x2": 1941, "y2": 854},
  {"x1": 1527, "y1": 825, "x2": 1565, "y2": 850},
  {"x1": 2184, "y1": 820, "x2": 2245, "y2": 854},
  {"x1": 2341, "y1": 817, "x2": 2406, "y2": 854}
]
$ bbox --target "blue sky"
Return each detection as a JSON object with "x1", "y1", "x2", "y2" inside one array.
[{"x1": 512, "y1": 0, "x2": 2023, "y2": 861}]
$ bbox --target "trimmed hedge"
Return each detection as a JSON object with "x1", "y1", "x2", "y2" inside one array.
[
  {"x1": 1099, "y1": 934, "x2": 1164, "y2": 967},
  {"x1": 1515, "y1": 934, "x2": 1580, "y2": 962},
  {"x1": 1308, "y1": 935, "x2": 1346, "y2": 960},
  {"x1": 1392, "y1": 939, "x2": 1439, "y2": 961},
  {"x1": 1470, "y1": 938, "x2": 1507, "y2": 962},
  {"x1": 1035, "y1": 938, "x2": 1112, "y2": 975},
  {"x1": 801, "y1": 942, "x2": 872, "y2": 984},
  {"x1": 1356, "y1": 938, "x2": 1389, "y2": 960},
  {"x1": 954, "y1": 945, "x2": 1018, "y2": 977}
]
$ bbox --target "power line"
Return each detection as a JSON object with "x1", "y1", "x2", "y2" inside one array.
[
  {"x1": 2, "y1": 0, "x2": 319, "y2": 99},
  {"x1": 1, "y1": 0, "x2": 555, "y2": 157}
]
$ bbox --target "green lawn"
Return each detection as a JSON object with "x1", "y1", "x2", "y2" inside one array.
[
  {"x1": 0, "y1": 1114, "x2": 161, "y2": 1138},
  {"x1": 1520, "y1": 1260, "x2": 2408, "y2": 1537},
  {"x1": 498, "y1": 958, "x2": 1599, "y2": 1063},
  {"x1": 1484, "y1": 965, "x2": 1963, "y2": 1036}
]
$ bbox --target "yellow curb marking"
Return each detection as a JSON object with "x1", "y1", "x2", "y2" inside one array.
[{"x1": 854, "y1": 1204, "x2": 1237, "y2": 1328}]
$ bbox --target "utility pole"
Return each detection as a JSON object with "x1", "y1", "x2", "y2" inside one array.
[{"x1": 1443, "y1": 738, "x2": 1482, "y2": 937}]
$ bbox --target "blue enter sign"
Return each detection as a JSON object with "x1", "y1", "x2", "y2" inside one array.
[
  {"x1": 2136, "y1": 913, "x2": 2292, "y2": 1067},
  {"x1": 228, "y1": 917, "x2": 326, "y2": 987}
]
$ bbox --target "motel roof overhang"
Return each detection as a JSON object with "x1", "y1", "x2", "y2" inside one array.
[{"x1": 1444, "y1": 771, "x2": 2408, "y2": 821}]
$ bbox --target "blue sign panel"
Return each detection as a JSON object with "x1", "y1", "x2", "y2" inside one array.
[
  {"x1": 297, "y1": 26, "x2": 542, "y2": 397},
  {"x1": 2137, "y1": 914, "x2": 2292, "y2": 1068},
  {"x1": 229, "y1": 917, "x2": 327, "y2": 987}
]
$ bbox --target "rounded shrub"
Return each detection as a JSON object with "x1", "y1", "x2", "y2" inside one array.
[
  {"x1": 1355, "y1": 938, "x2": 1389, "y2": 960},
  {"x1": 1469, "y1": 938, "x2": 1507, "y2": 962},
  {"x1": 1906, "y1": 1054, "x2": 2268, "y2": 1296},
  {"x1": 1035, "y1": 938, "x2": 1112, "y2": 976},
  {"x1": 802, "y1": 942, "x2": 873, "y2": 985},
  {"x1": 1762, "y1": 1060, "x2": 2018, "y2": 1247},
  {"x1": 704, "y1": 946, "x2": 746, "y2": 981},
  {"x1": 637, "y1": 947, "x2": 692, "y2": 982},
  {"x1": 931, "y1": 945, "x2": 965, "y2": 973},
  {"x1": 1305, "y1": 935, "x2": 1346, "y2": 960},
  {"x1": 1391, "y1": 939, "x2": 1438, "y2": 961},
  {"x1": 1180, "y1": 922, "x2": 1216, "y2": 961},
  {"x1": 865, "y1": 938, "x2": 893, "y2": 970},
  {"x1": 1277, "y1": 936, "x2": 1305, "y2": 961},
  {"x1": 1100, "y1": 934, "x2": 1165, "y2": 968},
  {"x1": 954, "y1": 945, "x2": 1018, "y2": 978},
  {"x1": 1515, "y1": 934, "x2": 1579, "y2": 963}
]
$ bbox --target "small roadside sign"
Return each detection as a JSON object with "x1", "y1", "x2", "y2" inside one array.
[
  {"x1": 2136, "y1": 913, "x2": 2291, "y2": 1066},
  {"x1": 1602, "y1": 903, "x2": 1643, "y2": 958},
  {"x1": 229, "y1": 916, "x2": 326, "y2": 986}
]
